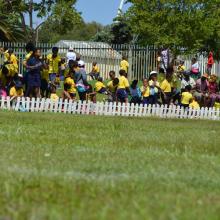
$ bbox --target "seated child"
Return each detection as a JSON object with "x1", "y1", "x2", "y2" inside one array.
[
  {"x1": 130, "y1": 80, "x2": 141, "y2": 104},
  {"x1": 89, "y1": 62, "x2": 100, "y2": 80},
  {"x1": 9, "y1": 81, "x2": 24, "y2": 98},
  {"x1": 181, "y1": 85, "x2": 193, "y2": 108},
  {"x1": 86, "y1": 84, "x2": 97, "y2": 102},
  {"x1": 50, "y1": 83, "x2": 59, "y2": 101},
  {"x1": 141, "y1": 78, "x2": 150, "y2": 105},
  {"x1": 95, "y1": 77, "x2": 107, "y2": 94},
  {"x1": 189, "y1": 96, "x2": 200, "y2": 109},
  {"x1": 107, "y1": 71, "x2": 118, "y2": 102},
  {"x1": 177, "y1": 60, "x2": 186, "y2": 73},
  {"x1": 107, "y1": 77, "x2": 119, "y2": 102},
  {"x1": 63, "y1": 72, "x2": 77, "y2": 100}
]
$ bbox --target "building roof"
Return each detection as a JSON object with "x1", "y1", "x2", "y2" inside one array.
[{"x1": 55, "y1": 40, "x2": 122, "y2": 59}]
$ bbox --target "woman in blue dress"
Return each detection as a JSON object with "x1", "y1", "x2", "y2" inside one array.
[{"x1": 26, "y1": 48, "x2": 43, "y2": 98}]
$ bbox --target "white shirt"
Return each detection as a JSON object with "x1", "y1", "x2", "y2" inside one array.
[
  {"x1": 181, "y1": 77, "x2": 196, "y2": 89},
  {"x1": 66, "y1": 51, "x2": 76, "y2": 64}
]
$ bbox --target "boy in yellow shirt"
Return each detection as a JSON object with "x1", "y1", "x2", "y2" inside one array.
[
  {"x1": 107, "y1": 71, "x2": 118, "y2": 101},
  {"x1": 50, "y1": 83, "x2": 59, "y2": 101},
  {"x1": 10, "y1": 81, "x2": 24, "y2": 98},
  {"x1": 116, "y1": 69, "x2": 130, "y2": 103},
  {"x1": 189, "y1": 96, "x2": 200, "y2": 109},
  {"x1": 141, "y1": 78, "x2": 150, "y2": 105},
  {"x1": 120, "y1": 56, "x2": 129, "y2": 75},
  {"x1": 63, "y1": 72, "x2": 77, "y2": 100},
  {"x1": 47, "y1": 47, "x2": 61, "y2": 82},
  {"x1": 181, "y1": 85, "x2": 193, "y2": 108},
  {"x1": 160, "y1": 73, "x2": 172, "y2": 104},
  {"x1": 177, "y1": 60, "x2": 186, "y2": 73},
  {"x1": 89, "y1": 62, "x2": 100, "y2": 80},
  {"x1": 95, "y1": 77, "x2": 107, "y2": 94},
  {"x1": 41, "y1": 61, "x2": 49, "y2": 98}
]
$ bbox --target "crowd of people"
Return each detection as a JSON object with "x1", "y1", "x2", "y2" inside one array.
[{"x1": 0, "y1": 42, "x2": 220, "y2": 109}]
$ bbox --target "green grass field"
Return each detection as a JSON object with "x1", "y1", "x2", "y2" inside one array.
[{"x1": 0, "y1": 111, "x2": 220, "y2": 220}]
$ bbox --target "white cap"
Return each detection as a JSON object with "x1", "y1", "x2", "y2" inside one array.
[
  {"x1": 78, "y1": 60, "x2": 85, "y2": 67},
  {"x1": 69, "y1": 47, "x2": 73, "y2": 51},
  {"x1": 150, "y1": 71, "x2": 158, "y2": 76}
]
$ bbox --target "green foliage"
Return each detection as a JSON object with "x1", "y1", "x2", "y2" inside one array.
[
  {"x1": 126, "y1": 0, "x2": 220, "y2": 57},
  {"x1": 0, "y1": 0, "x2": 81, "y2": 42},
  {"x1": 38, "y1": 21, "x2": 103, "y2": 43},
  {"x1": 92, "y1": 14, "x2": 133, "y2": 44}
]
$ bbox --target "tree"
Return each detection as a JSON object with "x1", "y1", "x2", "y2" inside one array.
[
  {"x1": 0, "y1": 0, "x2": 82, "y2": 41},
  {"x1": 92, "y1": 14, "x2": 133, "y2": 44},
  {"x1": 111, "y1": 13, "x2": 133, "y2": 44},
  {"x1": 38, "y1": 21, "x2": 103, "y2": 43},
  {"x1": 125, "y1": 0, "x2": 220, "y2": 57}
]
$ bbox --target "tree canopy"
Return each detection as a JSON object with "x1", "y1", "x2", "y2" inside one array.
[
  {"x1": 0, "y1": 0, "x2": 81, "y2": 41},
  {"x1": 125, "y1": 0, "x2": 220, "y2": 56}
]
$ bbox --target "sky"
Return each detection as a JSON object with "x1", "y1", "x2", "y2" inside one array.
[
  {"x1": 29, "y1": 0, "x2": 131, "y2": 27},
  {"x1": 76, "y1": 0, "x2": 131, "y2": 25}
]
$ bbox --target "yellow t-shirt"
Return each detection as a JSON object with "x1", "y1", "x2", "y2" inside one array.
[
  {"x1": 107, "y1": 80, "x2": 117, "y2": 93},
  {"x1": 92, "y1": 65, "x2": 100, "y2": 73},
  {"x1": 23, "y1": 52, "x2": 33, "y2": 68},
  {"x1": 9, "y1": 54, "x2": 18, "y2": 66},
  {"x1": 160, "y1": 79, "x2": 171, "y2": 93},
  {"x1": 120, "y1": 60, "x2": 129, "y2": 73},
  {"x1": 50, "y1": 93, "x2": 59, "y2": 101},
  {"x1": 4, "y1": 50, "x2": 9, "y2": 62},
  {"x1": 41, "y1": 68, "x2": 49, "y2": 81},
  {"x1": 95, "y1": 81, "x2": 106, "y2": 92},
  {"x1": 178, "y1": 65, "x2": 186, "y2": 72},
  {"x1": 141, "y1": 86, "x2": 150, "y2": 97},
  {"x1": 64, "y1": 77, "x2": 76, "y2": 94},
  {"x1": 189, "y1": 100, "x2": 200, "y2": 109},
  {"x1": 118, "y1": 76, "x2": 129, "y2": 89},
  {"x1": 47, "y1": 54, "x2": 61, "y2": 74},
  {"x1": 181, "y1": 92, "x2": 193, "y2": 105},
  {"x1": 9, "y1": 86, "x2": 23, "y2": 97}
]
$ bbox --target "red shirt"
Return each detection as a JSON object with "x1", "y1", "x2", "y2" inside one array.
[{"x1": 208, "y1": 52, "x2": 214, "y2": 65}]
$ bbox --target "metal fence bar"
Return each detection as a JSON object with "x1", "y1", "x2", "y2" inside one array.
[{"x1": 0, "y1": 41, "x2": 219, "y2": 81}]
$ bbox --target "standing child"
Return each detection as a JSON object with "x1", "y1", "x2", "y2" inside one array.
[
  {"x1": 89, "y1": 62, "x2": 100, "y2": 80},
  {"x1": 116, "y1": 69, "x2": 130, "y2": 103},
  {"x1": 207, "y1": 51, "x2": 214, "y2": 75},
  {"x1": 41, "y1": 58, "x2": 49, "y2": 98},
  {"x1": 160, "y1": 73, "x2": 172, "y2": 105},
  {"x1": 107, "y1": 71, "x2": 118, "y2": 102},
  {"x1": 130, "y1": 80, "x2": 141, "y2": 104},
  {"x1": 181, "y1": 85, "x2": 193, "y2": 108},
  {"x1": 120, "y1": 56, "x2": 129, "y2": 76},
  {"x1": 141, "y1": 78, "x2": 150, "y2": 105}
]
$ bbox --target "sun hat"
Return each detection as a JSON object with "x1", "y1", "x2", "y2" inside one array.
[
  {"x1": 149, "y1": 71, "x2": 158, "y2": 76},
  {"x1": 78, "y1": 60, "x2": 85, "y2": 67}
]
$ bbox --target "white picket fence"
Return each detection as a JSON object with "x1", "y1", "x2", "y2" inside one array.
[{"x1": 1, "y1": 96, "x2": 220, "y2": 121}]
